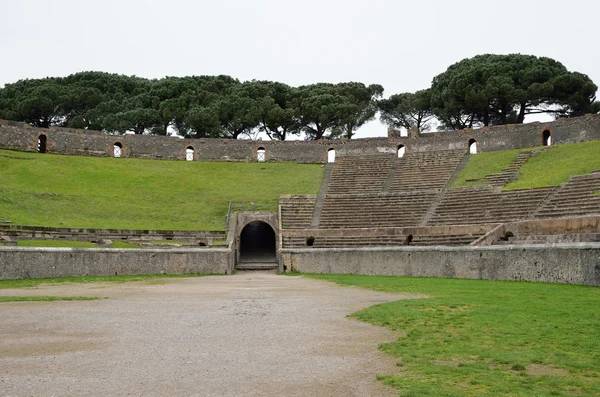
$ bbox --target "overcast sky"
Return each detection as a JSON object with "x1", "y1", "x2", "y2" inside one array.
[{"x1": 1, "y1": 0, "x2": 598, "y2": 138}]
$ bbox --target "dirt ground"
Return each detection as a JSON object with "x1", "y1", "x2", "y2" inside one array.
[{"x1": 0, "y1": 272, "x2": 421, "y2": 397}]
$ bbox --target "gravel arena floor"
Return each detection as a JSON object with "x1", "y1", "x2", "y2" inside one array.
[{"x1": 0, "y1": 271, "x2": 422, "y2": 397}]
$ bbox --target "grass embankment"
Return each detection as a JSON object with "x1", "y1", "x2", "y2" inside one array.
[
  {"x1": 454, "y1": 140, "x2": 600, "y2": 189},
  {"x1": 0, "y1": 150, "x2": 323, "y2": 230},
  {"x1": 453, "y1": 148, "x2": 529, "y2": 188},
  {"x1": 306, "y1": 274, "x2": 600, "y2": 396},
  {"x1": 0, "y1": 273, "x2": 207, "y2": 289},
  {"x1": 16, "y1": 240, "x2": 99, "y2": 248},
  {"x1": 11, "y1": 239, "x2": 223, "y2": 248}
]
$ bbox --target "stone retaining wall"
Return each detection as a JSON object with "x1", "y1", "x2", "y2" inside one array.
[
  {"x1": 0, "y1": 247, "x2": 230, "y2": 280},
  {"x1": 2, "y1": 114, "x2": 599, "y2": 162},
  {"x1": 281, "y1": 244, "x2": 600, "y2": 286},
  {"x1": 0, "y1": 224, "x2": 225, "y2": 243}
]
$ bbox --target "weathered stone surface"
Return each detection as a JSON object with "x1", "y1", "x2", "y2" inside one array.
[
  {"x1": 2, "y1": 115, "x2": 600, "y2": 162},
  {"x1": 0, "y1": 247, "x2": 229, "y2": 280},
  {"x1": 281, "y1": 244, "x2": 600, "y2": 286}
]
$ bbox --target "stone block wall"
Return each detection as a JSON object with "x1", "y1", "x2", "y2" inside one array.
[
  {"x1": 281, "y1": 244, "x2": 600, "y2": 286},
  {"x1": 0, "y1": 247, "x2": 230, "y2": 280},
  {"x1": 1, "y1": 115, "x2": 599, "y2": 163}
]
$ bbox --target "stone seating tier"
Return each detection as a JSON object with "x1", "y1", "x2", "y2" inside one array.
[
  {"x1": 279, "y1": 195, "x2": 317, "y2": 229},
  {"x1": 282, "y1": 232, "x2": 485, "y2": 248},
  {"x1": 428, "y1": 187, "x2": 554, "y2": 225},
  {"x1": 410, "y1": 232, "x2": 486, "y2": 246},
  {"x1": 326, "y1": 154, "x2": 394, "y2": 195},
  {"x1": 390, "y1": 150, "x2": 465, "y2": 192},
  {"x1": 493, "y1": 233, "x2": 600, "y2": 245},
  {"x1": 534, "y1": 173, "x2": 600, "y2": 219},
  {"x1": 319, "y1": 192, "x2": 437, "y2": 228}
]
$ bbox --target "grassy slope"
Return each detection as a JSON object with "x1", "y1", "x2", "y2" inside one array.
[
  {"x1": 453, "y1": 148, "x2": 529, "y2": 188},
  {"x1": 306, "y1": 274, "x2": 600, "y2": 396},
  {"x1": 0, "y1": 150, "x2": 323, "y2": 230},
  {"x1": 507, "y1": 140, "x2": 600, "y2": 189},
  {"x1": 454, "y1": 140, "x2": 600, "y2": 189}
]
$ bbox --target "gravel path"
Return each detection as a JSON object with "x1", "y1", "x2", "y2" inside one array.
[{"x1": 0, "y1": 272, "x2": 420, "y2": 396}]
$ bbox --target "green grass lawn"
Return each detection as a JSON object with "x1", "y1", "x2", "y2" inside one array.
[
  {"x1": 507, "y1": 140, "x2": 600, "y2": 189},
  {"x1": 0, "y1": 273, "x2": 208, "y2": 289},
  {"x1": 16, "y1": 240, "x2": 99, "y2": 248},
  {"x1": 111, "y1": 240, "x2": 141, "y2": 248},
  {"x1": 305, "y1": 274, "x2": 600, "y2": 396},
  {"x1": 453, "y1": 148, "x2": 529, "y2": 188},
  {"x1": 0, "y1": 150, "x2": 323, "y2": 230}
]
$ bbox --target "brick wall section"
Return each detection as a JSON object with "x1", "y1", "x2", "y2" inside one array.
[{"x1": 2, "y1": 115, "x2": 600, "y2": 162}]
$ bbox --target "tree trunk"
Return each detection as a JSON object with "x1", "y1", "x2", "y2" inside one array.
[{"x1": 517, "y1": 103, "x2": 527, "y2": 124}]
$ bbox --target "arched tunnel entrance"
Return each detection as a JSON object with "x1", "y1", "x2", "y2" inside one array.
[{"x1": 238, "y1": 221, "x2": 277, "y2": 268}]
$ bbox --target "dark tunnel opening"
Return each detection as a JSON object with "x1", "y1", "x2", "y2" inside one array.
[{"x1": 239, "y1": 221, "x2": 276, "y2": 264}]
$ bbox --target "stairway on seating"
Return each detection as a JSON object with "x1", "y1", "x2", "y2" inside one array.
[
  {"x1": 484, "y1": 151, "x2": 533, "y2": 187},
  {"x1": 390, "y1": 150, "x2": 465, "y2": 192},
  {"x1": 279, "y1": 195, "x2": 316, "y2": 229},
  {"x1": 326, "y1": 154, "x2": 394, "y2": 195}
]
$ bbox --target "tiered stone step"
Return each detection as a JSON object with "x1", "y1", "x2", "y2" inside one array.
[
  {"x1": 282, "y1": 236, "x2": 309, "y2": 248},
  {"x1": 390, "y1": 150, "x2": 465, "y2": 192},
  {"x1": 429, "y1": 186, "x2": 554, "y2": 225},
  {"x1": 326, "y1": 154, "x2": 394, "y2": 195},
  {"x1": 410, "y1": 232, "x2": 486, "y2": 246},
  {"x1": 312, "y1": 235, "x2": 406, "y2": 248},
  {"x1": 319, "y1": 191, "x2": 437, "y2": 228},
  {"x1": 493, "y1": 233, "x2": 600, "y2": 245},
  {"x1": 279, "y1": 195, "x2": 316, "y2": 229},
  {"x1": 535, "y1": 173, "x2": 600, "y2": 219},
  {"x1": 491, "y1": 188, "x2": 555, "y2": 222},
  {"x1": 484, "y1": 151, "x2": 532, "y2": 187}
]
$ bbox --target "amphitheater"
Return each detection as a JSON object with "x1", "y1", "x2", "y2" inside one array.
[{"x1": 1, "y1": 115, "x2": 600, "y2": 286}]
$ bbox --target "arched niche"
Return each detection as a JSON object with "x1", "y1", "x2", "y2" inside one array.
[
  {"x1": 186, "y1": 146, "x2": 194, "y2": 161},
  {"x1": 542, "y1": 130, "x2": 552, "y2": 146},
  {"x1": 257, "y1": 147, "x2": 266, "y2": 162},
  {"x1": 397, "y1": 144, "x2": 406, "y2": 158},
  {"x1": 327, "y1": 148, "x2": 335, "y2": 163},
  {"x1": 468, "y1": 138, "x2": 478, "y2": 154},
  {"x1": 38, "y1": 134, "x2": 47, "y2": 153},
  {"x1": 113, "y1": 142, "x2": 123, "y2": 158}
]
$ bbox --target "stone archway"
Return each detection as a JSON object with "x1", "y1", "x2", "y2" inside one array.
[{"x1": 238, "y1": 220, "x2": 277, "y2": 268}]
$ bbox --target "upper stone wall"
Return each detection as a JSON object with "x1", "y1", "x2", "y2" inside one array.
[{"x1": 1, "y1": 114, "x2": 599, "y2": 163}]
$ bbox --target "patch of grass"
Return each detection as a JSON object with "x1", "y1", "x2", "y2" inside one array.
[
  {"x1": 305, "y1": 274, "x2": 600, "y2": 396},
  {"x1": 453, "y1": 148, "x2": 531, "y2": 188},
  {"x1": 16, "y1": 240, "x2": 99, "y2": 248},
  {"x1": 111, "y1": 240, "x2": 141, "y2": 248},
  {"x1": 0, "y1": 296, "x2": 99, "y2": 302},
  {"x1": 149, "y1": 240, "x2": 188, "y2": 245},
  {"x1": 0, "y1": 150, "x2": 323, "y2": 230},
  {"x1": 506, "y1": 140, "x2": 600, "y2": 189},
  {"x1": 0, "y1": 273, "x2": 208, "y2": 289}
]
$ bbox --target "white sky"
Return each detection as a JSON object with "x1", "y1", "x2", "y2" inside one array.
[{"x1": 1, "y1": 0, "x2": 598, "y2": 138}]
